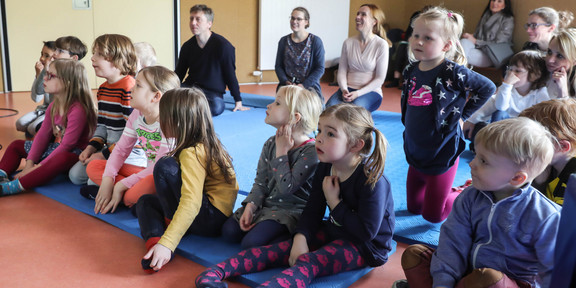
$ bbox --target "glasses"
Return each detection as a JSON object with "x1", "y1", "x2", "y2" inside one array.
[
  {"x1": 289, "y1": 16, "x2": 305, "y2": 22},
  {"x1": 55, "y1": 48, "x2": 71, "y2": 55},
  {"x1": 524, "y1": 22, "x2": 551, "y2": 30},
  {"x1": 45, "y1": 71, "x2": 60, "y2": 80},
  {"x1": 506, "y1": 66, "x2": 528, "y2": 74}
]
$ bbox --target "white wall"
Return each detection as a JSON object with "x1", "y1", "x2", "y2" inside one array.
[{"x1": 5, "y1": 0, "x2": 175, "y2": 91}]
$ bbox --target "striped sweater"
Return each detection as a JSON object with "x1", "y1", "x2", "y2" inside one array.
[{"x1": 89, "y1": 75, "x2": 135, "y2": 156}]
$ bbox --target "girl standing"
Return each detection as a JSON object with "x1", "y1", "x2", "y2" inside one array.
[
  {"x1": 81, "y1": 66, "x2": 181, "y2": 214},
  {"x1": 402, "y1": 7, "x2": 496, "y2": 223},
  {"x1": 196, "y1": 103, "x2": 395, "y2": 288},
  {"x1": 0, "y1": 59, "x2": 96, "y2": 195},
  {"x1": 275, "y1": 7, "x2": 325, "y2": 99},
  {"x1": 221, "y1": 85, "x2": 323, "y2": 249},
  {"x1": 135, "y1": 88, "x2": 238, "y2": 272}
]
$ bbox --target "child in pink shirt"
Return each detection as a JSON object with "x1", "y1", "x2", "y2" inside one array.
[{"x1": 81, "y1": 66, "x2": 180, "y2": 213}]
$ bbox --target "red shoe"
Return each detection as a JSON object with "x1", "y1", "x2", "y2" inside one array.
[{"x1": 452, "y1": 179, "x2": 472, "y2": 193}]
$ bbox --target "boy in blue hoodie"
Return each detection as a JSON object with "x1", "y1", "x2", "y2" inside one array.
[{"x1": 396, "y1": 117, "x2": 561, "y2": 288}]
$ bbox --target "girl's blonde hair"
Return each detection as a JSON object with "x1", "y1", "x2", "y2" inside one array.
[
  {"x1": 49, "y1": 59, "x2": 97, "y2": 136},
  {"x1": 360, "y1": 4, "x2": 392, "y2": 46},
  {"x1": 277, "y1": 85, "x2": 323, "y2": 135},
  {"x1": 138, "y1": 66, "x2": 180, "y2": 95},
  {"x1": 475, "y1": 117, "x2": 554, "y2": 177},
  {"x1": 411, "y1": 6, "x2": 467, "y2": 65},
  {"x1": 551, "y1": 28, "x2": 576, "y2": 96},
  {"x1": 92, "y1": 34, "x2": 138, "y2": 76},
  {"x1": 159, "y1": 88, "x2": 234, "y2": 183},
  {"x1": 320, "y1": 104, "x2": 387, "y2": 188}
]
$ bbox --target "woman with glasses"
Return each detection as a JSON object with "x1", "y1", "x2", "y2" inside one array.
[
  {"x1": 461, "y1": 0, "x2": 515, "y2": 68},
  {"x1": 275, "y1": 7, "x2": 325, "y2": 100},
  {"x1": 325, "y1": 4, "x2": 391, "y2": 112},
  {"x1": 523, "y1": 7, "x2": 574, "y2": 55}
]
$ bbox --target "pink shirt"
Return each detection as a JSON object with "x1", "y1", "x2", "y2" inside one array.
[
  {"x1": 337, "y1": 35, "x2": 389, "y2": 96},
  {"x1": 103, "y1": 109, "x2": 171, "y2": 188},
  {"x1": 28, "y1": 102, "x2": 91, "y2": 163}
]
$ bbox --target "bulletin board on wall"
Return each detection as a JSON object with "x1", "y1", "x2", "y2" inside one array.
[{"x1": 258, "y1": 0, "x2": 350, "y2": 71}]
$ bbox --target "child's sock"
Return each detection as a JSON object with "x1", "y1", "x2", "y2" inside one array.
[
  {"x1": 0, "y1": 180, "x2": 24, "y2": 196},
  {"x1": 195, "y1": 267, "x2": 227, "y2": 288},
  {"x1": 141, "y1": 237, "x2": 165, "y2": 274},
  {"x1": 79, "y1": 185, "x2": 99, "y2": 200}
]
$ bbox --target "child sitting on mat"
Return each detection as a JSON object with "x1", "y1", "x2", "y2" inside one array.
[
  {"x1": 396, "y1": 117, "x2": 561, "y2": 288},
  {"x1": 81, "y1": 66, "x2": 180, "y2": 214},
  {"x1": 135, "y1": 88, "x2": 239, "y2": 273},
  {"x1": 196, "y1": 103, "x2": 395, "y2": 288},
  {"x1": 0, "y1": 59, "x2": 96, "y2": 195},
  {"x1": 69, "y1": 34, "x2": 145, "y2": 186},
  {"x1": 520, "y1": 98, "x2": 576, "y2": 206},
  {"x1": 221, "y1": 85, "x2": 323, "y2": 249},
  {"x1": 463, "y1": 50, "x2": 550, "y2": 149}
]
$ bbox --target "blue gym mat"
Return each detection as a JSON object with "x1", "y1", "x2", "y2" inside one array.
[
  {"x1": 215, "y1": 92, "x2": 473, "y2": 248},
  {"x1": 33, "y1": 91, "x2": 472, "y2": 286}
]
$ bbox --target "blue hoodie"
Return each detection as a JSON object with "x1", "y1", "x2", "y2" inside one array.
[{"x1": 431, "y1": 184, "x2": 561, "y2": 287}]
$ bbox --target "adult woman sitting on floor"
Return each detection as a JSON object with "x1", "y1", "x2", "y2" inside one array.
[
  {"x1": 325, "y1": 4, "x2": 390, "y2": 112},
  {"x1": 275, "y1": 6, "x2": 325, "y2": 100},
  {"x1": 461, "y1": 0, "x2": 514, "y2": 68},
  {"x1": 523, "y1": 7, "x2": 573, "y2": 56}
]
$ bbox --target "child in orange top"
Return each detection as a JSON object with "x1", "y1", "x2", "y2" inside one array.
[{"x1": 69, "y1": 34, "x2": 144, "y2": 186}]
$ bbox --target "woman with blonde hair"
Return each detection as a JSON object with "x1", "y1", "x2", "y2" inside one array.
[{"x1": 325, "y1": 4, "x2": 391, "y2": 112}]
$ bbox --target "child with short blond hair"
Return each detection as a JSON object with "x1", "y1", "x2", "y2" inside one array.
[
  {"x1": 134, "y1": 42, "x2": 157, "y2": 71},
  {"x1": 221, "y1": 85, "x2": 323, "y2": 249},
  {"x1": 69, "y1": 34, "x2": 143, "y2": 185},
  {"x1": 397, "y1": 117, "x2": 561, "y2": 288},
  {"x1": 520, "y1": 98, "x2": 576, "y2": 205}
]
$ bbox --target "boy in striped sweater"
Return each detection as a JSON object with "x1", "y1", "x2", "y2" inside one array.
[{"x1": 69, "y1": 34, "x2": 145, "y2": 185}]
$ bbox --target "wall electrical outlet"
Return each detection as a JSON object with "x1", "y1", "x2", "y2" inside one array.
[{"x1": 73, "y1": 0, "x2": 91, "y2": 10}]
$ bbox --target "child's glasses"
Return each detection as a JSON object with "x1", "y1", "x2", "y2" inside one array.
[
  {"x1": 55, "y1": 48, "x2": 71, "y2": 55},
  {"x1": 45, "y1": 72, "x2": 60, "y2": 80},
  {"x1": 524, "y1": 22, "x2": 551, "y2": 30}
]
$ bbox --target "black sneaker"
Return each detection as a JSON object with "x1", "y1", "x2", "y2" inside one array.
[
  {"x1": 392, "y1": 280, "x2": 409, "y2": 288},
  {"x1": 79, "y1": 185, "x2": 99, "y2": 200}
]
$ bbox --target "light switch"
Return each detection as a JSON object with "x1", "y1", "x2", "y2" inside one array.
[{"x1": 73, "y1": 0, "x2": 91, "y2": 10}]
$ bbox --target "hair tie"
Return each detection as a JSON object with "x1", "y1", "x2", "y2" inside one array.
[{"x1": 447, "y1": 12, "x2": 453, "y2": 18}]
